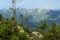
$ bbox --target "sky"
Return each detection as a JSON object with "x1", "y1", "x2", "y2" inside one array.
[{"x1": 0, "y1": 0, "x2": 60, "y2": 9}]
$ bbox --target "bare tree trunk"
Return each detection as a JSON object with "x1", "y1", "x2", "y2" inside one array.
[
  {"x1": 11, "y1": 0, "x2": 18, "y2": 33},
  {"x1": 11, "y1": 0, "x2": 23, "y2": 33}
]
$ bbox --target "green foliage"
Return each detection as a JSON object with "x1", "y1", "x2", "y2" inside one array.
[
  {"x1": 35, "y1": 21, "x2": 60, "y2": 40},
  {"x1": 36, "y1": 20, "x2": 48, "y2": 33},
  {"x1": 43, "y1": 22, "x2": 60, "y2": 40},
  {"x1": 24, "y1": 26, "x2": 32, "y2": 34},
  {"x1": 19, "y1": 32, "x2": 30, "y2": 40},
  {"x1": 40, "y1": 21, "x2": 48, "y2": 30},
  {"x1": 19, "y1": 14, "x2": 24, "y2": 26},
  {"x1": 0, "y1": 14, "x2": 4, "y2": 21},
  {"x1": 0, "y1": 19, "x2": 16, "y2": 40},
  {"x1": 0, "y1": 13, "x2": 60, "y2": 40},
  {"x1": 0, "y1": 16, "x2": 32, "y2": 40},
  {"x1": 10, "y1": 34, "x2": 19, "y2": 40}
]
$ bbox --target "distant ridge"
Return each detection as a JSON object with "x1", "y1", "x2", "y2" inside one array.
[{"x1": 0, "y1": 9, "x2": 60, "y2": 27}]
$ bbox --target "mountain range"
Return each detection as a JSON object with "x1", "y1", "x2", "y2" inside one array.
[{"x1": 0, "y1": 8, "x2": 60, "y2": 27}]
